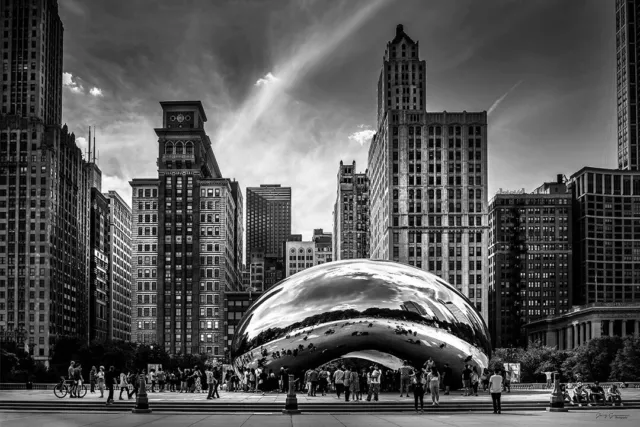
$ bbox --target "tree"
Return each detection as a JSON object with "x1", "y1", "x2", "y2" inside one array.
[
  {"x1": 610, "y1": 337, "x2": 640, "y2": 381},
  {"x1": 561, "y1": 336, "x2": 624, "y2": 382}
]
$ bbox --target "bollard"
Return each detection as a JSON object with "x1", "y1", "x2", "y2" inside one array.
[
  {"x1": 282, "y1": 374, "x2": 301, "y2": 414},
  {"x1": 547, "y1": 375, "x2": 568, "y2": 412},
  {"x1": 132, "y1": 374, "x2": 152, "y2": 414}
]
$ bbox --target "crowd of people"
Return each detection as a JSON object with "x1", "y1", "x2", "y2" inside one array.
[{"x1": 64, "y1": 359, "x2": 626, "y2": 412}]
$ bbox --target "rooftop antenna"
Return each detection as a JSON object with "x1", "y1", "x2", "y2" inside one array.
[
  {"x1": 88, "y1": 126, "x2": 92, "y2": 162},
  {"x1": 93, "y1": 126, "x2": 97, "y2": 164}
]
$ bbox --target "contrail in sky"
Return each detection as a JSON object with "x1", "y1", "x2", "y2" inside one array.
[{"x1": 488, "y1": 80, "x2": 523, "y2": 116}]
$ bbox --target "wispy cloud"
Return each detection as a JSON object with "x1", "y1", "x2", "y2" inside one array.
[{"x1": 487, "y1": 80, "x2": 523, "y2": 116}]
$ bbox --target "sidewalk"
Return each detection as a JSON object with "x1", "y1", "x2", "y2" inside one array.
[{"x1": 0, "y1": 411, "x2": 636, "y2": 427}]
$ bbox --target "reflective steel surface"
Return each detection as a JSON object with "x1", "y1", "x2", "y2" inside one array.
[{"x1": 231, "y1": 260, "x2": 491, "y2": 386}]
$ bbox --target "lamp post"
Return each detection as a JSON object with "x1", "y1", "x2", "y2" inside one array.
[
  {"x1": 132, "y1": 372, "x2": 152, "y2": 414},
  {"x1": 282, "y1": 374, "x2": 301, "y2": 414},
  {"x1": 547, "y1": 372, "x2": 568, "y2": 412}
]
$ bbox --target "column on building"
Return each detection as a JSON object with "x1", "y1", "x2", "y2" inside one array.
[
  {"x1": 635, "y1": 320, "x2": 640, "y2": 338},
  {"x1": 545, "y1": 329, "x2": 557, "y2": 348},
  {"x1": 592, "y1": 319, "x2": 602, "y2": 339},
  {"x1": 622, "y1": 320, "x2": 627, "y2": 337},
  {"x1": 566, "y1": 325, "x2": 573, "y2": 350},
  {"x1": 609, "y1": 320, "x2": 614, "y2": 337},
  {"x1": 575, "y1": 323, "x2": 581, "y2": 347}
]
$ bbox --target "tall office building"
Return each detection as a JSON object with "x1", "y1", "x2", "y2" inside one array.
[
  {"x1": 488, "y1": 176, "x2": 573, "y2": 348},
  {"x1": 615, "y1": 0, "x2": 640, "y2": 170},
  {"x1": 130, "y1": 101, "x2": 243, "y2": 356},
  {"x1": 333, "y1": 161, "x2": 369, "y2": 260},
  {"x1": 246, "y1": 185, "x2": 291, "y2": 258},
  {"x1": 0, "y1": 0, "x2": 92, "y2": 361},
  {"x1": 89, "y1": 187, "x2": 110, "y2": 342},
  {"x1": 367, "y1": 24, "x2": 489, "y2": 319},
  {"x1": 105, "y1": 191, "x2": 132, "y2": 341},
  {"x1": 130, "y1": 179, "x2": 159, "y2": 345}
]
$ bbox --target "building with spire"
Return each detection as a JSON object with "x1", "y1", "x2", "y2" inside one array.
[
  {"x1": 130, "y1": 101, "x2": 244, "y2": 357},
  {"x1": 367, "y1": 24, "x2": 489, "y2": 320}
]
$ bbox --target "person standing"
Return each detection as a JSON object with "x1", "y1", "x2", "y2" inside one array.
[
  {"x1": 105, "y1": 366, "x2": 116, "y2": 406},
  {"x1": 461, "y1": 364, "x2": 471, "y2": 396},
  {"x1": 349, "y1": 368, "x2": 359, "y2": 402},
  {"x1": 309, "y1": 368, "x2": 319, "y2": 397},
  {"x1": 319, "y1": 367, "x2": 329, "y2": 396},
  {"x1": 427, "y1": 367, "x2": 440, "y2": 406},
  {"x1": 470, "y1": 366, "x2": 479, "y2": 396},
  {"x1": 157, "y1": 367, "x2": 166, "y2": 392},
  {"x1": 544, "y1": 371, "x2": 553, "y2": 389},
  {"x1": 442, "y1": 363, "x2": 452, "y2": 395},
  {"x1": 412, "y1": 368, "x2": 426, "y2": 413},
  {"x1": 367, "y1": 365, "x2": 381, "y2": 402},
  {"x1": 206, "y1": 367, "x2": 215, "y2": 400},
  {"x1": 334, "y1": 366, "x2": 345, "y2": 399},
  {"x1": 97, "y1": 366, "x2": 106, "y2": 398},
  {"x1": 358, "y1": 368, "x2": 368, "y2": 401},
  {"x1": 399, "y1": 360, "x2": 412, "y2": 398},
  {"x1": 89, "y1": 366, "x2": 97, "y2": 393},
  {"x1": 118, "y1": 371, "x2": 129, "y2": 400},
  {"x1": 489, "y1": 369, "x2": 503, "y2": 414},
  {"x1": 343, "y1": 367, "x2": 352, "y2": 402}
]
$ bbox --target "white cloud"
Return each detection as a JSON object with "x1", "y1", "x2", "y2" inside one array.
[
  {"x1": 348, "y1": 128, "x2": 375, "y2": 146},
  {"x1": 255, "y1": 72, "x2": 280, "y2": 87},
  {"x1": 63, "y1": 72, "x2": 84, "y2": 94},
  {"x1": 89, "y1": 87, "x2": 103, "y2": 97}
]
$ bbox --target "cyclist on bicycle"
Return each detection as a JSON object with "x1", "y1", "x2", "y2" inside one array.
[{"x1": 68, "y1": 361, "x2": 77, "y2": 398}]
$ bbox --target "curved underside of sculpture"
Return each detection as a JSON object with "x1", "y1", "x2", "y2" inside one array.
[{"x1": 231, "y1": 260, "x2": 491, "y2": 386}]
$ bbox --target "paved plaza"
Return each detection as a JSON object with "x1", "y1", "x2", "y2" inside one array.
[
  {"x1": 0, "y1": 411, "x2": 636, "y2": 427},
  {"x1": 0, "y1": 389, "x2": 555, "y2": 403}
]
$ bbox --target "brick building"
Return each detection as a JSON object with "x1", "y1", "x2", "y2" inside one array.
[{"x1": 333, "y1": 161, "x2": 369, "y2": 260}]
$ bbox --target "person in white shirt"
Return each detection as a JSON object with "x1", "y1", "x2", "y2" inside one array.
[
  {"x1": 426, "y1": 367, "x2": 440, "y2": 406},
  {"x1": 367, "y1": 366, "x2": 381, "y2": 402},
  {"x1": 489, "y1": 369, "x2": 503, "y2": 414},
  {"x1": 333, "y1": 366, "x2": 345, "y2": 399}
]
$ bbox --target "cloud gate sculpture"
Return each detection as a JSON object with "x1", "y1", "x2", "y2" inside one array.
[{"x1": 231, "y1": 260, "x2": 491, "y2": 388}]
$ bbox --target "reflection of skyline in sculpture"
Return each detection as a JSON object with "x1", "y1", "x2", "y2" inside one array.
[{"x1": 231, "y1": 260, "x2": 491, "y2": 388}]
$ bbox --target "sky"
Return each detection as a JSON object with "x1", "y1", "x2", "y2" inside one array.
[{"x1": 58, "y1": 0, "x2": 617, "y2": 241}]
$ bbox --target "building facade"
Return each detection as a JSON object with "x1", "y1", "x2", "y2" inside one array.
[
  {"x1": 105, "y1": 191, "x2": 132, "y2": 341},
  {"x1": 246, "y1": 184, "x2": 291, "y2": 259},
  {"x1": 224, "y1": 291, "x2": 261, "y2": 363},
  {"x1": 130, "y1": 101, "x2": 242, "y2": 356},
  {"x1": 130, "y1": 179, "x2": 159, "y2": 345},
  {"x1": 313, "y1": 229, "x2": 332, "y2": 266},
  {"x1": 615, "y1": 0, "x2": 640, "y2": 170},
  {"x1": 0, "y1": 0, "x2": 91, "y2": 362},
  {"x1": 89, "y1": 188, "x2": 110, "y2": 342},
  {"x1": 569, "y1": 167, "x2": 640, "y2": 305},
  {"x1": 488, "y1": 177, "x2": 573, "y2": 348},
  {"x1": 368, "y1": 25, "x2": 489, "y2": 319},
  {"x1": 285, "y1": 241, "x2": 315, "y2": 277},
  {"x1": 333, "y1": 161, "x2": 369, "y2": 260}
]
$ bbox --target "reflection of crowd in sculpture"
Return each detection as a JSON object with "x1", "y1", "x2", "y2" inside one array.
[{"x1": 234, "y1": 307, "x2": 490, "y2": 358}]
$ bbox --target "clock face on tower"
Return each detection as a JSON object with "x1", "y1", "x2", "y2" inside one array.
[{"x1": 177, "y1": 114, "x2": 185, "y2": 123}]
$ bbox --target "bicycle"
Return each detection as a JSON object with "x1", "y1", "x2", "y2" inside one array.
[{"x1": 53, "y1": 377, "x2": 87, "y2": 398}]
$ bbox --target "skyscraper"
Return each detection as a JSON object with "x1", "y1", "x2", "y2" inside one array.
[
  {"x1": 0, "y1": 0, "x2": 91, "y2": 361},
  {"x1": 488, "y1": 176, "x2": 573, "y2": 348},
  {"x1": 367, "y1": 24, "x2": 489, "y2": 319},
  {"x1": 246, "y1": 185, "x2": 291, "y2": 258},
  {"x1": 130, "y1": 101, "x2": 243, "y2": 356},
  {"x1": 333, "y1": 161, "x2": 369, "y2": 260},
  {"x1": 615, "y1": 0, "x2": 640, "y2": 170}
]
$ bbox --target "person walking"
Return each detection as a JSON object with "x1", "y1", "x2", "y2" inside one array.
[
  {"x1": 412, "y1": 368, "x2": 427, "y2": 413},
  {"x1": 489, "y1": 368, "x2": 503, "y2": 414},
  {"x1": 334, "y1": 366, "x2": 345, "y2": 399},
  {"x1": 309, "y1": 368, "x2": 319, "y2": 397},
  {"x1": 319, "y1": 367, "x2": 329, "y2": 396},
  {"x1": 427, "y1": 367, "x2": 441, "y2": 406},
  {"x1": 105, "y1": 366, "x2": 116, "y2": 406},
  {"x1": 461, "y1": 364, "x2": 471, "y2": 396},
  {"x1": 358, "y1": 368, "x2": 368, "y2": 401},
  {"x1": 206, "y1": 367, "x2": 215, "y2": 399},
  {"x1": 481, "y1": 368, "x2": 490, "y2": 392},
  {"x1": 157, "y1": 367, "x2": 166, "y2": 392},
  {"x1": 127, "y1": 370, "x2": 139, "y2": 400}
]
